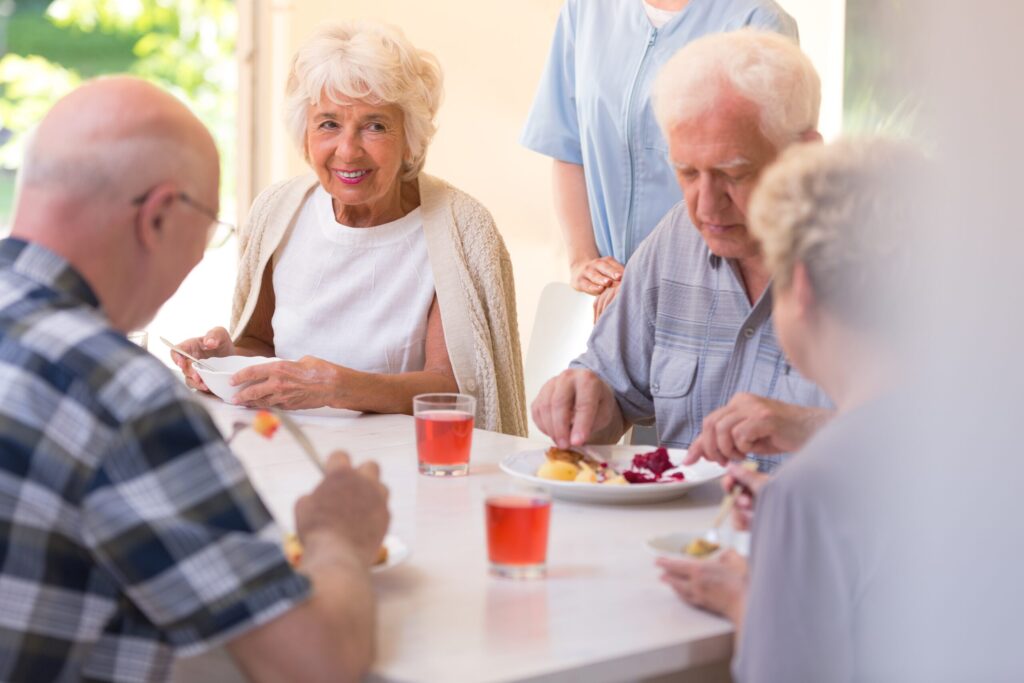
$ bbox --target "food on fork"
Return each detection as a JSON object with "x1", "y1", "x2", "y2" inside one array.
[{"x1": 283, "y1": 533, "x2": 388, "y2": 567}]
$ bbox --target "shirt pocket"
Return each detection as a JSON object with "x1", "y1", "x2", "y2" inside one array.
[
  {"x1": 650, "y1": 346, "x2": 698, "y2": 397},
  {"x1": 649, "y1": 346, "x2": 699, "y2": 443}
]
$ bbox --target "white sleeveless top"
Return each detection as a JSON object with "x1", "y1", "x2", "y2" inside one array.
[{"x1": 271, "y1": 186, "x2": 434, "y2": 374}]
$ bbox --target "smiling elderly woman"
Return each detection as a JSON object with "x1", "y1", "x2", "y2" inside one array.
[{"x1": 173, "y1": 21, "x2": 526, "y2": 435}]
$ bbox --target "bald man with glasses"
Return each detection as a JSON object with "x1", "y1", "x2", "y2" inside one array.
[{"x1": 0, "y1": 77, "x2": 389, "y2": 683}]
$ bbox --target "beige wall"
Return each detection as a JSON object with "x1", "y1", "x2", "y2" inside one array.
[{"x1": 240, "y1": 0, "x2": 845, "y2": 350}]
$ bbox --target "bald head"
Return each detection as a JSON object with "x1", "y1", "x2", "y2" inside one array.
[
  {"x1": 11, "y1": 77, "x2": 221, "y2": 332},
  {"x1": 19, "y1": 76, "x2": 218, "y2": 201}
]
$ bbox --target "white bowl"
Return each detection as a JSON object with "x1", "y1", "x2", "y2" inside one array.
[
  {"x1": 193, "y1": 355, "x2": 280, "y2": 403},
  {"x1": 645, "y1": 529, "x2": 750, "y2": 559}
]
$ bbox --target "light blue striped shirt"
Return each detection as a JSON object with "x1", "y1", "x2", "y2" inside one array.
[{"x1": 571, "y1": 203, "x2": 832, "y2": 469}]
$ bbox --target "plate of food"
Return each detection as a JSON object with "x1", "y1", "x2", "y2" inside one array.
[
  {"x1": 499, "y1": 445, "x2": 725, "y2": 504},
  {"x1": 283, "y1": 533, "x2": 409, "y2": 573}
]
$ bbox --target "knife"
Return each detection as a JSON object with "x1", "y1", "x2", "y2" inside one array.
[{"x1": 270, "y1": 408, "x2": 325, "y2": 473}]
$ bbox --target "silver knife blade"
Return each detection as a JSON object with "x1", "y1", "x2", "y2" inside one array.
[{"x1": 270, "y1": 408, "x2": 325, "y2": 473}]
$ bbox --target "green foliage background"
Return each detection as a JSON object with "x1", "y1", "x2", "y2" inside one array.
[
  {"x1": 0, "y1": 0, "x2": 236, "y2": 225},
  {"x1": 843, "y1": 0, "x2": 924, "y2": 141}
]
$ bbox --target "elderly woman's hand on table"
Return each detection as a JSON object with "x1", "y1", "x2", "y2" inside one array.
[
  {"x1": 230, "y1": 356, "x2": 348, "y2": 410},
  {"x1": 657, "y1": 549, "x2": 748, "y2": 625},
  {"x1": 169, "y1": 326, "x2": 236, "y2": 393}
]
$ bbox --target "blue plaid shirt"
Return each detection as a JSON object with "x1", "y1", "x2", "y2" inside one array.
[
  {"x1": 572, "y1": 203, "x2": 832, "y2": 470},
  {"x1": 0, "y1": 239, "x2": 310, "y2": 682}
]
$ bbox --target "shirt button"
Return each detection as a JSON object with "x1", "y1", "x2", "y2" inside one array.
[
  {"x1": 652, "y1": 382, "x2": 660, "y2": 392},
  {"x1": 743, "y1": 328, "x2": 755, "y2": 339},
  {"x1": 465, "y1": 379, "x2": 477, "y2": 392}
]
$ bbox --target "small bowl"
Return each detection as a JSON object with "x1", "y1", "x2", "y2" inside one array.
[
  {"x1": 193, "y1": 355, "x2": 279, "y2": 403},
  {"x1": 645, "y1": 529, "x2": 750, "y2": 559}
]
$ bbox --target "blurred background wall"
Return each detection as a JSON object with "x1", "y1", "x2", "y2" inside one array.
[
  {"x1": 238, "y1": 0, "x2": 846, "y2": 348},
  {"x1": 1, "y1": 0, "x2": 863, "y2": 357}
]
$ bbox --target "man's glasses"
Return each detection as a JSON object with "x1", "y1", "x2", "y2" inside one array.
[{"x1": 131, "y1": 190, "x2": 236, "y2": 249}]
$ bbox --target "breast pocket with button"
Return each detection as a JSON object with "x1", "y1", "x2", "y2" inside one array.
[{"x1": 649, "y1": 346, "x2": 699, "y2": 446}]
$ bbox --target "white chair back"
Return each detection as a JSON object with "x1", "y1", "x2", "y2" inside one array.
[{"x1": 523, "y1": 282, "x2": 595, "y2": 439}]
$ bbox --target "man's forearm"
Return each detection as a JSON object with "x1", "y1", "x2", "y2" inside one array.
[{"x1": 227, "y1": 542, "x2": 376, "y2": 683}]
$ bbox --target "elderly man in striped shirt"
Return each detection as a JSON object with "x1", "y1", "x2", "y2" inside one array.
[{"x1": 532, "y1": 30, "x2": 834, "y2": 472}]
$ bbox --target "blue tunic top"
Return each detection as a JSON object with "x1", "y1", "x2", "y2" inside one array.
[{"x1": 521, "y1": 0, "x2": 797, "y2": 263}]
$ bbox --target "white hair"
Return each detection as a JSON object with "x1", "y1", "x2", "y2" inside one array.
[
  {"x1": 284, "y1": 21, "x2": 444, "y2": 181},
  {"x1": 748, "y1": 137, "x2": 924, "y2": 327},
  {"x1": 20, "y1": 134, "x2": 202, "y2": 197},
  {"x1": 652, "y1": 29, "x2": 821, "y2": 148}
]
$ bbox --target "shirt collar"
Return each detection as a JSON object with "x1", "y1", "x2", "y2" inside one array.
[{"x1": 0, "y1": 238, "x2": 101, "y2": 309}]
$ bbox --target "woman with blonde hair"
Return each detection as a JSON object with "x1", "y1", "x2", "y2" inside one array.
[{"x1": 173, "y1": 21, "x2": 526, "y2": 435}]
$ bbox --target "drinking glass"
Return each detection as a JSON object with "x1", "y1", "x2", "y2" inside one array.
[
  {"x1": 413, "y1": 393, "x2": 476, "y2": 477},
  {"x1": 485, "y1": 485, "x2": 551, "y2": 579}
]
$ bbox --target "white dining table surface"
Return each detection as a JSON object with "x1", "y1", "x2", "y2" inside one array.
[{"x1": 172, "y1": 396, "x2": 736, "y2": 683}]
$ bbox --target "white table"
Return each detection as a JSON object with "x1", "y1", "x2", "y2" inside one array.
[{"x1": 173, "y1": 397, "x2": 735, "y2": 683}]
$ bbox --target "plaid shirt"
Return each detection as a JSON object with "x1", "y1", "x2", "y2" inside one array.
[{"x1": 0, "y1": 239, "x2": 311, "y2": 682}]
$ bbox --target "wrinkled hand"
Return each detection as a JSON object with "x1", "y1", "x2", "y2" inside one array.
[
  {"x1": 295, "y1": 451, "x2": 390, "y2": 568},
  {"x1": 231, "y1": 356, "x2": 343, "y2": 410},
  {"x1": 722, "y1": 462, "x2": 771, "y2": 531},
  {"x1": 570, "y1": 256, "x2": 624, "y2": 296},
  {"x1": 531, "y1": 368, "x2": 619, "y2": 449},
  {"x1": 657, "y1": 549, "x2": 748, "y2": 624},
  {"x1": 684, "y1": 393, "x2": 833, "y2": 466},
  {"x1": 170, "y1": 326, "x2": 235, "y2": 392},
  {"x1": 593, "y1": 280, "x2": 621, "y2": 321}
]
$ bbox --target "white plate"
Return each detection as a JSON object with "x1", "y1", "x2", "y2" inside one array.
[
  {"x1": 500, "y1": 446, "x2": 725, "y2": 504},
  {"x1": 373, "y1": 535, "x2": 410, "y2": 573}
]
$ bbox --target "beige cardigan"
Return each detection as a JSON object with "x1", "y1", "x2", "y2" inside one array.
[{"x1": 229, "y1": 173, "x2": 527, "y2": 437}]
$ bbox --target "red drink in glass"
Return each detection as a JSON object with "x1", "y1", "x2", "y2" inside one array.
[
  {"x1": 486, "y1": 494, "x2": 551, "y2": 578},
  {"x1": 413, "y1": 393, "x2": 476, "y2": 477},
  {"x1": 416, "y1": 410, "x2": 474, "y2": 465}
]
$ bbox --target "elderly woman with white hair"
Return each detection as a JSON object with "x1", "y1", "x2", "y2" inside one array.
[
  {"x1": 172, "y1": 21, "x2": 526, "y2": 435},
  {"x1": 658, "y1": 138, "x2": 928, "y2": 680}
]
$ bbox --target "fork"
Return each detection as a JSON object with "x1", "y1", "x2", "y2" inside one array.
[{"x1": 702, "y1": 460, "x2": 759, "y2": 545}]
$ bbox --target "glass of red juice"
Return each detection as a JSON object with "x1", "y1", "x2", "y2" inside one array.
[
  {"x1": 485, "y1": 486, "x2": 551, "y2": 579},
  {"x1": 413, "y1": 393, "x2": 476, "y2": 477}
]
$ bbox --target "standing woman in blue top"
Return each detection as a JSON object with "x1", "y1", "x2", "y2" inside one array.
[{"x1": 521, "y1": 0, "x2": 797, "y2": 318}]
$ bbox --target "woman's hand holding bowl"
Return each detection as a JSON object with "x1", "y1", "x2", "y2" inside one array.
[
  {"x1": 230, "y1": 356, "x2": 346, "y2": 410},
  {"x1": 170, "y1": 326, "x2": 237, "y2": 392}
]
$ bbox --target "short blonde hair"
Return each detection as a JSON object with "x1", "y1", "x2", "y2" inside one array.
[
  {"x1": 285, "y1": 21, "x2": 444, "y2": 180},
  {"x1": 749, "y1": 137, "x2": 924, "y2": 326},
  {"x1": 653, "y1": 29, "x2": 820, "y2": 148}
]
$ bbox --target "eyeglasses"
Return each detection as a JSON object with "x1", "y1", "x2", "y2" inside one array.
[{"x1": 131, "y1": 190, "x2": 236, "y2": 249}]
